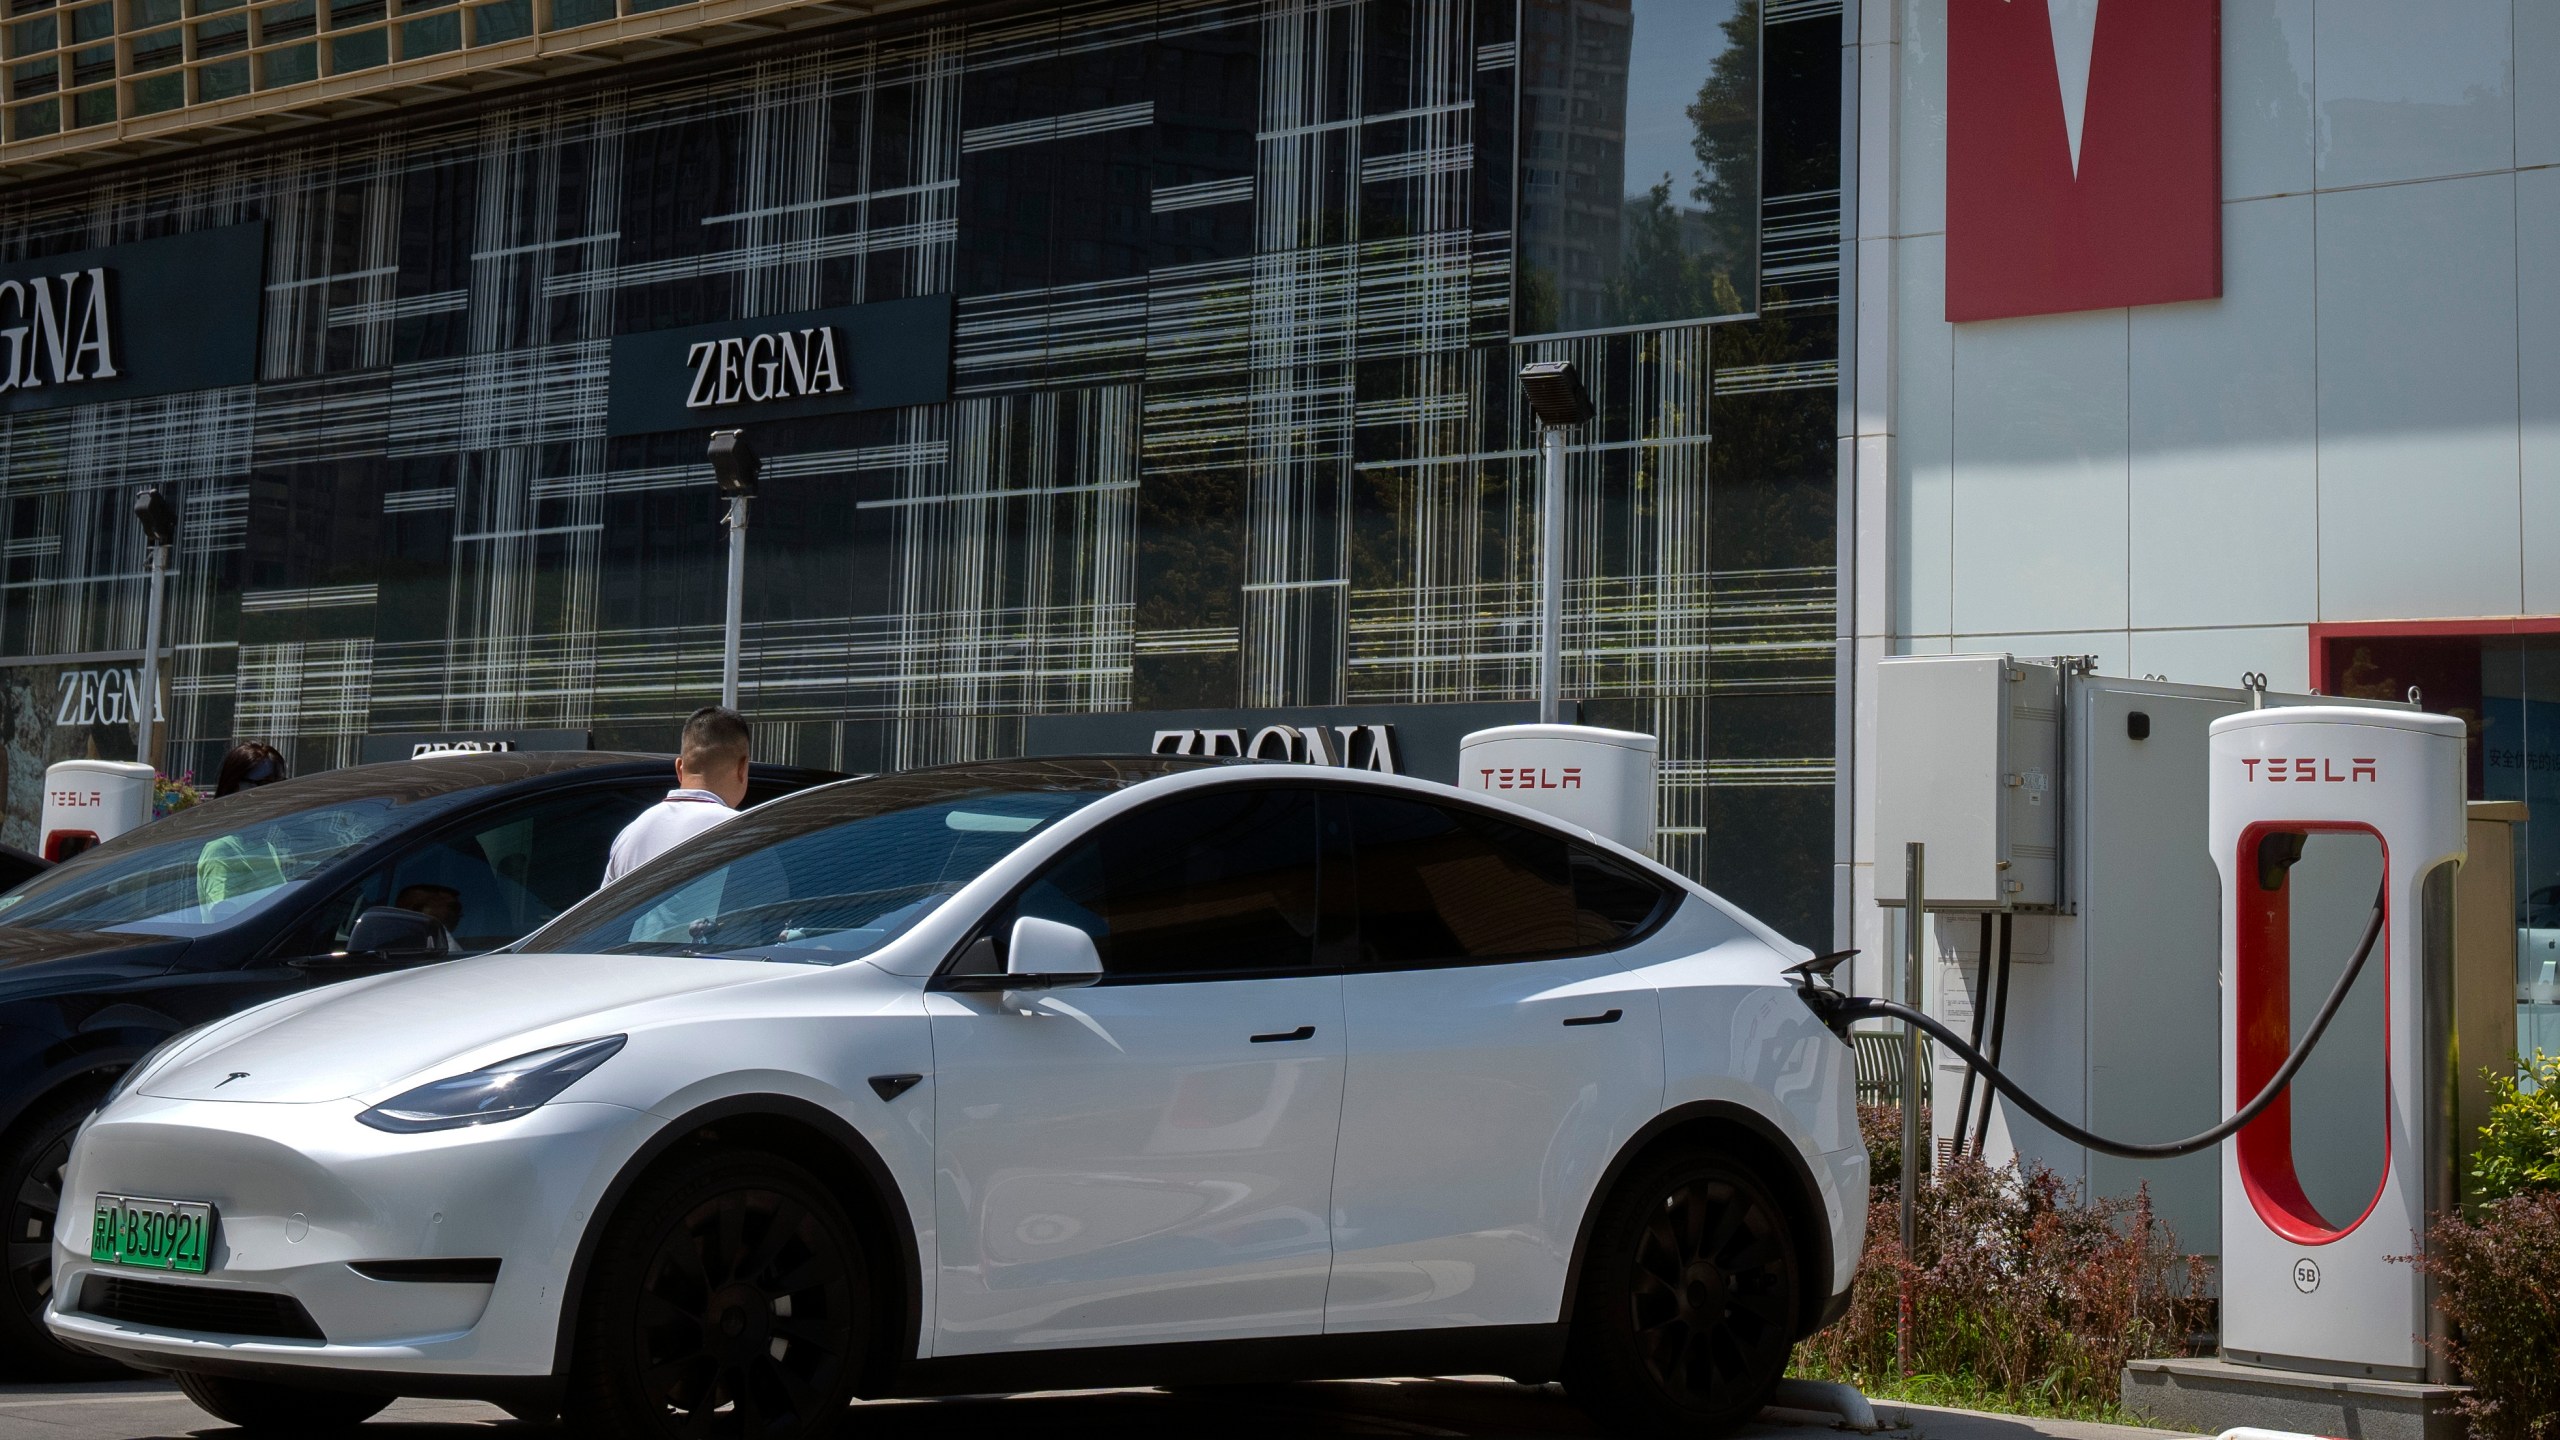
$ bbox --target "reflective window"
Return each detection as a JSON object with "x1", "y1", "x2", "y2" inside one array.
[
  {"x1": 524, "y1": 760, "x2": 1192, "y2": 964},
  {"x1": 260, "y1": 785, "x2": 657, "y2": 957},
  {"x1": 1348, "y1": 792, "x2": 1669, "y2": 968},
  {"x1": 383, "y1": 786, "x2": 657, "y2": 951},
  {"x1": 1002, "y1": 787, "x2": 1322, "y2": 980},
  {"x1": 1515, "y1": 0, "x2": 1760, "y2": 336},
  {"x1": 0, "y1": 798, "x2": 413, "y2": 934}
]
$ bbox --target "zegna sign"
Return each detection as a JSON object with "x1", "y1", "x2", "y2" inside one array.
[
  {"x1": 1025, "y1": 701, "x2": 1572, "y2": 785},
  {"x1": 683, "y1": 325, "x2": 847, "y2": 410},
  {"x1": 1151, "y1": 721, "x2": 1401, "y2": 772},
  {"x1": 0, "y1": 267, "x2": 118, "y2": 395},
  {"x1": 605, "y1": 294, "x2": 953, "y2": 437},
  {"x1": 53, "y1": 666, "x2": 162, "y2": 727},
  {"x1": 0, "y1": 223, "x2": 265, "y2": 416}
]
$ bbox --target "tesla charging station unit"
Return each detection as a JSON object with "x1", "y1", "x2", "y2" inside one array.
[
  {"x1": 1876, "y1": 656, "x2": 2490, "y2": 1438},
  {"x1": 2209, "y1": 706, "x2": 2464, "y2": 1380},
  {"x1": 40, "y1": 758, "x2": 157, "y2": 860}
]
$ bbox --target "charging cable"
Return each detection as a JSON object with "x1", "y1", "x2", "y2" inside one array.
[{"x1": 1788, "y1": 882, "x2": 2385, "y2": 1160}]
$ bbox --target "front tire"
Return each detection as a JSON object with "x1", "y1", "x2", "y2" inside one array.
[
  {"x1": 1565, "y1": 1149, "x2": 1801, "y2": 1439},
  {"x1": 0, "y1": 1087, "x2": 127, "y2": 1378},
  {"x1": 175, "y1": 1372, "x2": 391, "y2": 1432},
  {"x1": 565, "y1": 1150, "x2": 870, "y2": 1440}
]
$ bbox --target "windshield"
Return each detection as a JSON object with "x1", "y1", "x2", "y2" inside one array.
[
  {"x1": 0, "y1": 798, "x2": 414, "y2": 935},
  {"x1": 523, "y1": 758, "x2": 1198, "y2": 966}
]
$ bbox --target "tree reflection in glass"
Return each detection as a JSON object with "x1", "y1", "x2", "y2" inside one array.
[{"x1": 1516, "y1": 0, "x2": 1760, "y2": 338}]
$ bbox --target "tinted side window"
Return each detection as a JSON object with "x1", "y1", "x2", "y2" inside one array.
[
  {"x1": 1008, "y1": 787, "x2": 1320, "y2": 979},
  {"x1": 1571, "y1": 846, "x2": 1674, "y2": 934},
  {"x1": 1349, "y1": 793, "x2": 1669, "y2": 968},
  {"x1": 261, "y1": 869, "x2": 389, "y2": 960},
  {"x1": 383, "y1": 786, "x2": 657, "y2": 952}
]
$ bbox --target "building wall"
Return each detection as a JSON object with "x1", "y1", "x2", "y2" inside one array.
[
  {"x1": 0, "y1": 0, "x2": 1847, "y2": 943},
  {"x1": 1850, "y1": 0, "x2": 2560, "y2": 978}
]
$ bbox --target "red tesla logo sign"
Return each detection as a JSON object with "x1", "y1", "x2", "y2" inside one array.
[{"x1": 1946, "y1": 0, "x2": 2220, "y2": 321}]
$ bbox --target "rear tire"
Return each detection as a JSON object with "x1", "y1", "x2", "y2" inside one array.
[
  {"x1": 0, "y1": 1087, "x2": 128, "y2": 1379},
  {"x1": 1564, "y1": 1149, "x2": 1801, "y2": 1439},
  {"x1": 564, "y1": 1150, "x2": 870, "y2": 1440},
  {"x1": 174, "y1": 1372, "x2": 392, "y2": 1432}
]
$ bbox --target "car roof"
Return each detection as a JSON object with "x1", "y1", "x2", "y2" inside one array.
[{"x1": 86, "y1": 752, "x2": 834, "y2": 862}]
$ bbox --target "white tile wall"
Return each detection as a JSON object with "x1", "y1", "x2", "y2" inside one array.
[
  {"x1": 2522, "y1": 0, "x2": 2560, "y2": 168},
  {"x1": 1894, "y1": 233, "x2": 1953, "y2": 637},
  {"x1": 2314, "y1": 173, "x2": 2522, "y2": 621},
  {"x1": 1948, "y1": 629, "x2": 2133, "y2": 676},
  {"x1": 2130, "y1": 195, "x2": 2319, "y2": 629},
  {"x1": 1858, "y1": 0, "x2": 2560, "y2": 920},
  {"x1": 2314, "y1": 0, "x2": 2516, "y2": 187},
  {"x1": 1895, "y1": 0, "x2": 1946, "y2": 237},
  {"x1": 1950, "y1": 309, "x2": 2129, "y2": 636},
  {"x1": 2223, "y1": 0, "x2": 2316, "y2": 199},
  {"x1": 2525, "y1": 166, "x2": 2560, "y2": 615},
  {"x1": 2126, "y1": 625, "x2": 2313, "y2": 693}
]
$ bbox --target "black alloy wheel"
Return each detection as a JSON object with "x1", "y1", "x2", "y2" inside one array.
[
  {"x1": 568, "y1": 1151, "x2": 868, "y2": 1440},
  {"x1": 0, "y1": 1090, "x2": 126, "y2": 1377},
  {"x1": 1565, "y1": 1150, "x2": 1800, "y2": 1439}
]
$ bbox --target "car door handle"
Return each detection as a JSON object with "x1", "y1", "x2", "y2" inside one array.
[
  {"x1": 1562, "y1": 1008, "x2": 1623, "y2": 1027},
  {"x1": 1250, "y1": 1025, "x2": 1316, "y2": 1044}
]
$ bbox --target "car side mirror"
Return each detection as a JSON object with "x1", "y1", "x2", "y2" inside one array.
[
  {"x1": 343, "y1": 906, "x2": 454, "y2": 963},
  {"x1": 1004, "y1": 916, "x2": 1103, "y2": 991}
]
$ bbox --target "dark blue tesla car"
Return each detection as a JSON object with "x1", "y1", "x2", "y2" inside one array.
[{"x1": 0, "y1": 750, "x2": 838, "y2": 1375}]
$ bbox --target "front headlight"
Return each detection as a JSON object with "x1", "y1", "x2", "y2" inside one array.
[{"x1": 357, "y1": 1035, "x2": 626, "y2": 1134}]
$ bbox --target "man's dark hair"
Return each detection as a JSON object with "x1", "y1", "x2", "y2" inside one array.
[
  {"x1": 679, "y1": 706, "x2": 751, "y2": 776},
  {"x1": 215, "y1": 741, "x2": 286, "y2": 797}
]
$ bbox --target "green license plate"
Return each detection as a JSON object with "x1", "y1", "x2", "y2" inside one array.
[{"x1": 89, "y1": 1193, "x2": 215, "y2": 1275}]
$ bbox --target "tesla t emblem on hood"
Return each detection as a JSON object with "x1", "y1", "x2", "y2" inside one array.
[{"x1": 216, "y1": 1071, "x2": 250, "y2": 1088}]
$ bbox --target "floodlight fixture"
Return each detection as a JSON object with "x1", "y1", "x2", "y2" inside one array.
[
  {"x1": 707, "y1": 428, "x2": 761, "y2": 498},
  {"x1": 133, "y1": 486, "x2": 178, "y2": 549},
  {"x1": 1517, "y1": 359, "x2": 1593, "y2": 429}
]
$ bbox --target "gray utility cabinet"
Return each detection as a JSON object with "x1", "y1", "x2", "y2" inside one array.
[{"x1": 1875, "y1": 661, "x2": 2405, "y2": 1262}]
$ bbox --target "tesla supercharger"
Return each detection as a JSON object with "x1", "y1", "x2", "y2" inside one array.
[
  {"x1": 1458, "y1": 724, "x2": 1658, "y2": 853},
  {"x1": 40, "y1": 758, "x2": 158, "y2": 861},
  {"x1": 2208, "y1": 706, "x2": 2464, "y2": 1378}
]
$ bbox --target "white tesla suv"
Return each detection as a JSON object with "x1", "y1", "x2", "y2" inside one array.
[{"x1": 48, "y1": 757, "x2": 1865, "y2": 1438}]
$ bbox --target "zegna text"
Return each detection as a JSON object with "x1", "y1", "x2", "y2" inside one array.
[
  {"x1": 0, "y1": 268, "x2": 118, "y2": 395},
  {"x1": 684, "y1": 326, "x2": 848, "y2": 409}
]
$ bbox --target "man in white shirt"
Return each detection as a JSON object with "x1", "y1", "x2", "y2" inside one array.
[{"x1": 603, "y1": 706, "x2": 753, "y2": 885}]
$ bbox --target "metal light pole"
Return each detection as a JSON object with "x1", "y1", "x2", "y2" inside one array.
[
  {"x1": 131, "y1": 487, "x2": 178, "y2": 765},
  {"x1": 1517, "y1": 361, "x2": 1592, "y2": 725},
  {"x1": 1901, "y1": 840, "x2": 1926, "y2": 1259},
  {"x1": 706, "y1": 429, "x2": 760, "y2": 711},
  {"x1": 1899, "y1": 840, "x2": 1925, "y2": 1377}
]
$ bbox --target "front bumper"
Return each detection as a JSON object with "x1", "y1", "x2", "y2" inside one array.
[{"x1": 46, "y1": 1094, "x2": 652, "y2": 1380}]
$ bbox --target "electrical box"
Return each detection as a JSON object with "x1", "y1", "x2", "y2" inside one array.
[
  {"x1": 1876, "y1": 655, "x2": 2060, "y2": 910},
  {"x1": 40, "y1": 759, "x2": 156, "y2": 862},
  {"x1": 1458, "y1": 724, "x2": 1658, "y2": 854},
  {"x1": 1926, "y1": 672, "x2": 2412, "y2": 1265}
]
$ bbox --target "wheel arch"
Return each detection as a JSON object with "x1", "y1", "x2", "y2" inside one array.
[
  {"x1": 551, "y1": 1093, "x2": 922, "y2": 1392},
  {"x1": 1560, "y1": 1100, "x2": 1838, "y2": 1342}
]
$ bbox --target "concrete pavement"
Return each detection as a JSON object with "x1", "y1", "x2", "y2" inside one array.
[{"x1": 0, "y1": 1375, "x2": 2204, "y2": 1439}]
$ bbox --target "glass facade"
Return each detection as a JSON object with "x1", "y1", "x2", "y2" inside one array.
[
  {"x1": 0, "y1": 0, "x2": 1843, "y2": 942},
  {"x1": 1514, "y1": 0, "x2": 1761, "y2": 337}
]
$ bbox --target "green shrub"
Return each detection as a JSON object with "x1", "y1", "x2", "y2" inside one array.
[
  {"x1": 2409, "y1": 1191, "x2": 2560, "y2": 1440},
  {"x1": 2471, "y1": 1052, "x2": 2560, "y2": 1205},
  {"x1": 1793, "y1": 1152, "x2": 2208, "y2": 1419}
]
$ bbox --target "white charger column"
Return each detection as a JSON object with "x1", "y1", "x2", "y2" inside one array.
[{"x1": 1458, "y1": 723, "x2": 1657, "y2": 853}]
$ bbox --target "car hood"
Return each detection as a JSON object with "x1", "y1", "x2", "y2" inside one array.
[
  {"x1": 141, "y1": 951, "x2": 790, "y2": 1103},
  {"x1": 0, "y1": 928, "x2": 191, "y2": 1000}
]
